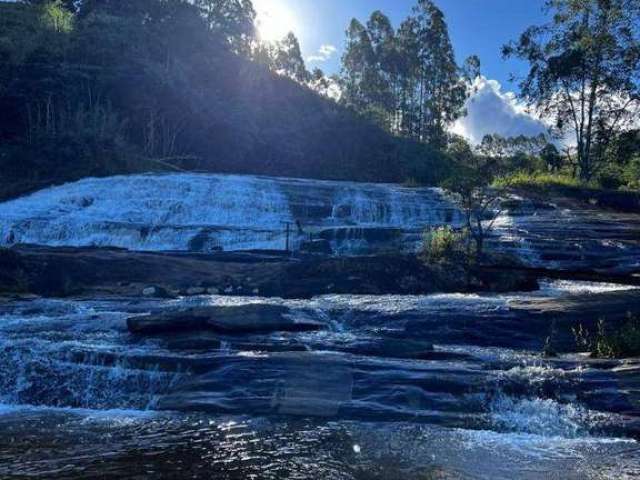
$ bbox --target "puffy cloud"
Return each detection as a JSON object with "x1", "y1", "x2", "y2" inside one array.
[
  {"x1": 452, "y1": 77, "x2": 548, "y2": 144},
  {"x1": 307, "y1": 44, "x2": 337, "y2": 63}
]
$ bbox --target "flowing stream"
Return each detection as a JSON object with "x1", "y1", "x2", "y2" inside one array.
[
  {"x1": 0, "y1": 173, "x2": 462, "y2": 254},
  {"x1": 1, "y1": 174, "x2": 639, "y2": 477},
  {"x1": 1, "y1": 281, "x2": 639, "y2": 479},
  {"x1": 1, "y1": 173, "x2": 639, "y2": 273}
]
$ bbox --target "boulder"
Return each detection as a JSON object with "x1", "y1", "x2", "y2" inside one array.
[
  {"x1": 127, "y1": 304, "x2": 325, "y2": 335},
  {"x1": 128, "y1": 311, "x2": 206, "y2": 334},
  {"x1": 141, "y1": 285, "x2": 172, "y2": 298}
]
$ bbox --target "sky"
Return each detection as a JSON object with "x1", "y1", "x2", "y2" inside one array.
[{"x1": 253, "y1": 0, "x2": 552, "y2": 143}]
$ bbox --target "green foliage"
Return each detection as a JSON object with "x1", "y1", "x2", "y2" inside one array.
[
  {"x1": 194, "y1": 0, "x2": 256, "y2": 54},
  {"x1": 339, "y1": 2, "x2": 474, "y2": 149},
  {"x1": 595, "y1": 163, "x2": 627, "y2": 190},
  {"x1": 0, "y1": 0, "x2": 459, "y2": 200},
  {"x1": 503, "y1": 0, "x2": 640, "y2": 182},
  {"x1": 420, "y1": 226, "x2": 469, "y2": 264},
  {"x1": 494, "y1": 166, "x2": 640, "y2": 192},
  {"x1": 493, "y1": 172, "x2": 586, "y2": 190},
  {"x1": 268, "y1": 32, "x2": 310, "y2": 83},
  {"x1": 573, "y1": 315, "x2": 640, "y2": 359},
  {"x1": 621, "y1": 157, "x2": 640, "y2": 190}
]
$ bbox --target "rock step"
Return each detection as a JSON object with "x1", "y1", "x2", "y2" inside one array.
[{"x1": 127, "y1": 304, "x2": 325, "y2": 335}]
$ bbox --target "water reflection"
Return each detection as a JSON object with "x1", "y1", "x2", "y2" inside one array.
[
  {"x1": 0, "y1": 283, "x2": 639, "y2": 478},
  {"x1": 0, "y1": 408, "x2": 638, "y2": 479}
]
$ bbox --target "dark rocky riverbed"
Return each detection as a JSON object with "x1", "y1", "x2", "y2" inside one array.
[
  {"x1": 0, "y1": 281, "x2": 639, "y2": 479},
  {"x1": 1, "y1": 245, "x2": 541, "y2": 299},
  {"x1": 0, "y1": 174, "x2": 639, "y2": 479}
]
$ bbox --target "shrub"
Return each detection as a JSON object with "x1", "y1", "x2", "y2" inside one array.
[
  {"x1": 595, "y1": 164, "x2": 626, "y2": 190},
  {"x1": 493, "y1": 171, "x2": 586, "y2": 190},
  {"x1": 493, "y1": 166, "x2": 640, "y2": 193},
  {"x1": 573, "y1": 314, "x2": 640, "y2": 358},
  {"x1": 420, "y1": 226, "x2": 469, "y2": 264},
  {"x1": 622, "y1": 158, "x2": 640, "y2": 190}
]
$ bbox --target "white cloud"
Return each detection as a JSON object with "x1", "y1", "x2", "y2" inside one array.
[
  {"x1": 307, "y1": 44, "x2": 337, "y2": 63},
  {"x1": 452, "y1": 76, "x2": 548, "y2": 144}
]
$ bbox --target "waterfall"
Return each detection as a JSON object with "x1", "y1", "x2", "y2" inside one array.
[{"x1": 0, "y1": 173, "x2": 462, "y2": 253}]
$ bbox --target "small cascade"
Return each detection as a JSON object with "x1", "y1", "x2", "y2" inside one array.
[
  {"x1": 489, "y1": 199, "x2": 640, "y2": 272},
  {"x1": 0, "y1": 341, "x2": 181, "y2": 410},
  {"x1": 0, "y1": 299, "x2": 184, "y2": 410}
]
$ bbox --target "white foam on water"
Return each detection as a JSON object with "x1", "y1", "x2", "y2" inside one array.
[
  {"x1": 0, "y1": 173, "x2": 459, "y2": 252},
  {"x1": 539, "y1": 279, "x2": 639, "y2": 295}
]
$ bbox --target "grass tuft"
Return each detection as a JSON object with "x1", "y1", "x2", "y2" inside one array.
[
  {"x1": 492, "y1": 171, "x2": 588, "y2": 190},
  {"x1": 573, "y1": 314, "x2": 640, "y2": 359}
]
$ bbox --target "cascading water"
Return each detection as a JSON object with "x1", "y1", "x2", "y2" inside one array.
[
  {"x1": 0, "y1": 300, "x2": 183, "y2": 410},
  {"x1": 1, "y1": 173, "x2": 639, "y2": 273},
  {"x1": 0, "y1": 282, "x2": 638, "y2": 478},
  {"x1": 1, "y1": 175, "x2": 640, "y2": 478},
  {"x1": 0, "y1": 173, "x2": 463, "y2": 254}
]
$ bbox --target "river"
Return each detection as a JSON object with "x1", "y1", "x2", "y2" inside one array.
[{"x1": 1, "y1": 280, "x2": 638, "y2": 479}]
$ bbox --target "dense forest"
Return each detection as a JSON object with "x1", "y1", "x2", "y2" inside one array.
[
  {"x1": 0, "y1": 0, "x2": 639, "y2": 200},
  {"x1": 0, "y1": 0, "x2": 457, "y2": 199}
]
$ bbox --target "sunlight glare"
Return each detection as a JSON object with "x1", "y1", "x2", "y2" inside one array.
[{"x1": 253, "y1": 0, "x2": 298, "y2": 43}]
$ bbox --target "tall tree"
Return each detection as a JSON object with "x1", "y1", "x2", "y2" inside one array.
[
  {"x1": 396, "y1": 16, "x2": 421, "y2": 138},
  {"x1": 503, "y1": 0, "x2": 640, "y2": 181},
  {"x1": 412, "y1": 0, "x2": 467, "y2": 148},
  {"x1": 340, "y1": 19, "x2": 377, "y2": 114},
  {"x1": 272, "y1": 32, "x2": 310, "y2": 83},
  {"x1": 365, "y1": 11, "x2": 397, "y2": 128}
]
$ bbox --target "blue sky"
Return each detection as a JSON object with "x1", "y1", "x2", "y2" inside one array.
[
  {"x1": 253, "y1": 0, "x2": 551, "y2": 142},
  {"x1": 254, "y1": 0, "x2": 548, "y2": 91}
]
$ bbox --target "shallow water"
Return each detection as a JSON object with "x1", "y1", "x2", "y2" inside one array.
[
  {"x1": 1, "y1": 409, "x2": 639, "y2": 480},
  {"x1": 0, "y1": 281, "x2": 638, "y2": 479}
]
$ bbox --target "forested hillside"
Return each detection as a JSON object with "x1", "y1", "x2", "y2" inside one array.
[
  {"x1": 1, "y1": 0, "x2": 638, "y2": 202},
  {"x1": 0, "y1": 0, "x2": 454, "y2": 200}
]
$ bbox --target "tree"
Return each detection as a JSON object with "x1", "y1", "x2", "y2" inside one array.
[
  {"x1": 24, "y1": 0, "x2": 77, "y2": 12},
  {"x1": 503, "y1": 0, "x2": 640, "y2": 181},
  {"x1": 477, "y1": 133, "x2": 549, "y2": 173},
  {"x1": 194, "y1": 0, "x2": 256, "y2": 54},
  {"x1": 411, "y1": 0, "x2": 468, "y2": 148},
  {"x1": 462, "y1": 55, "x2": 481, "y2": 83},
  {"x1": 365, "y1": 11, "x2": 398, "y2": 128},
  {"x1": 272, "y1": 32, "x2": 310, "y2": 83},
  {"x1": 339, "y1": 3, "x2": 474, "y2": 150},
  {"x1": 396, "y1": 16, "x2": 421, "y2": 138},
  {"x1": 340, "y1": 19, "x2": 377, "y2": 114},
  {"x1": 309, "y1": 68, "x2": 335, "y2": 98},
  {"x1": 444, "y1": 159, "x2": 505, "y2": 258}
]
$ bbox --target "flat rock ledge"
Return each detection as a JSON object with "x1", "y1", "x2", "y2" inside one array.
[
  {"x1": 1, "y1": 246, "x2": 539, "y2": 299},
  {"x1": 127, "y1": 304, "x2": 324, "y2": 335}
]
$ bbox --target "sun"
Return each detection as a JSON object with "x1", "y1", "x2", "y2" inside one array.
[{"x1": 253, "y1": 0, "x2": 298, "y2": 43}]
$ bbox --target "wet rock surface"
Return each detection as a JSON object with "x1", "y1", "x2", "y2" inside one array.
[
  {"x1": 4, "y1": 245, "x2": 539, "y2": 299},
  {"x1": 490, "y1": 198, "x2": 640, "y2": 277},
  {"x1": 1, "y1": 281, "x2": 640, "y2": 478},
  {"x1": 127, "y1": 304, "x2": 324, "y2": 335}
]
